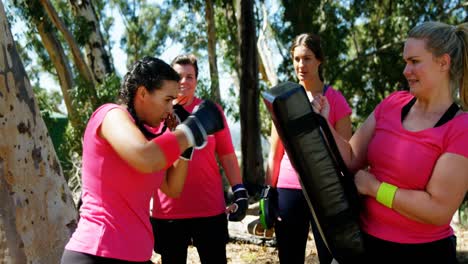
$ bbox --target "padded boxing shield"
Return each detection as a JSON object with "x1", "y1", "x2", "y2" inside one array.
[{"x1": 262, "y1": 82, "x2": 365, "y2": 263}]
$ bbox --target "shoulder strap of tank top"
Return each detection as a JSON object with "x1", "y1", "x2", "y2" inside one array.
[
  {"x1": 434, "y1": 102, "x2": 460, "y2": 127},
  {"x1": 401, "y1": 97, "x2": 460, "y2": 127},
  {"x1": 401, "y1": 97, "x2": 416, "y2": 122}
]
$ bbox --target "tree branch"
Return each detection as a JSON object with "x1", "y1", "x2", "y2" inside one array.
[
  {"x1": 330, "y1": 40, "x2": 404, "y2": 83},
  {"x1": 38, "y1": 0, "x2": 95, "y2": 86}
]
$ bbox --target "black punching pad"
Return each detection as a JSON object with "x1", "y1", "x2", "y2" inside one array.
[{"x1": 262, "y1": 82, "x2": 365, "y2": 263}]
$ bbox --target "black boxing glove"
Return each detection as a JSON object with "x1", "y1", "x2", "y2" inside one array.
[
  {"x1": 173, "y1": 104, "x2": 193, "y2": 160},
  {"x1": 175, "y1": 100, "x2": 224, "y2": 149},
  {"x1": 228, "y1": 184, "x2": 249, "y2": 221}
]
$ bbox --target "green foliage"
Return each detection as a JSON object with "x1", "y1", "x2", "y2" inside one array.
[
  {"x1": 10, "y1": 0, "x2": 56, "y2": 78},
  {"x1": 258, "y1": 81, "x2": 273, "y2": 139},
  {"x1": 73, "y1": 14, "x2": 95, "y2": 47},
  {"x1": 95, "y1": 73, "x2": 121, "y2": 103},
  {"x1": 170, "y1": 0, "x2": 208, "y2": 51},
  {"x1": 224, "y1": 76, "x2": 271, "y2": 141},
  {"x1": 61, "y1": 124, "x2": 83, "y2": 181},
  {"x1": 110, "y1": 0, "x2": 174, "y2": 66},
  {"x1": 31, "y1": 84, "x2": 71, "y2": 176},
  {"x1": 10, "y1": 0, "x2": 467, "y2": 194},
  {"x1": 195, "y1": 75, "x2": 223, "y2": 105},
  {"x1": 60, "y1": 73, "x2": 121, "y2": 181},
  {"x1": 33, "y1": 85, "x2": 64, "y2": 115},
  {"x1": 42, "y1": 113, "x2": 70, "y2": 174},
  {"x1": 274, "y1": 0, "x2": 466, "y2": 128},
  {"x1": 215, "y1": 0, "x2": 240, "y2": 77},
  {"x1": 225, "y1": 84, "x2": 240, "y2": 122}
]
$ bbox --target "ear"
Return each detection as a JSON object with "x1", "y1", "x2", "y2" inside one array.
[
  {"x1": 438, "y1": 54, "x2": 451, "y2": 72},
  {"x1": 135, "y1": 86, "x2": 147, "y2": 101}
]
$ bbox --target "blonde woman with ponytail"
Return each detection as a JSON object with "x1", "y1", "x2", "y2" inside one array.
[{"x1": 312, "y1": 22, "x2": 468, "y2": 263}]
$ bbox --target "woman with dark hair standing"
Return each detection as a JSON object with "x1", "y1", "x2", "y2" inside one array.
[
  {"x1": 265, "y1": 33, "x2": 353, "y2": 263},
  {"x1": 61, "y1": 56, "x2": 224, "y2": 264}
]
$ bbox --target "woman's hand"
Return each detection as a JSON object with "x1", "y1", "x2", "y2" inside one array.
[
  {"x1": 354, "y1": 170, "x2": 380, "y2": 197},
  {"x1": 311, "y1": 94, "x2": 330, "y2": 119},
  {"x1": 225, "y1": 203, "x2": 238, "y2": 214},
  {"x1": 165, "y1": 112, "x2": 178, "y2": 131}
]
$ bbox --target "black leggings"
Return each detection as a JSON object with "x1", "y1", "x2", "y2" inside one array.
[
  {"x1": 274, "y1": 188, "x2": 332, "y2": 264},
  {"x1": 61, "y1": 249, "x2": 152, "y2": 264}
]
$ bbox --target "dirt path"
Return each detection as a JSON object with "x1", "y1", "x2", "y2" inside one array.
[
  {"x1": 221, "y1": 224, "x2": 468, "y2": 264},
  {"x1": 224, "y1": 223, "x2": 468, "y2": 264},
  {"x1": 152, "y1": 213, "x2": 468, "y2": 263}
]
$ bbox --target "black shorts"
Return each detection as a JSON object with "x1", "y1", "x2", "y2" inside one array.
[{"x1": 150, "y1": 213, "x2": 229, "y2": 264}]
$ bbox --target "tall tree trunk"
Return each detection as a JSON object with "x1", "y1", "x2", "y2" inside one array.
[
  {"x1": 238, "y1": 0, "x2": 264, "y2": 195},
  {"x1": 0, "y1": 2, "x2": 77, "y2": 263},
  {"x1": 29, "y1": 1, "x2": 79, "y2": 128},
  {"x1": 222, "y1": 0, "x2": 241, "y2": 79},
  {"x1": 257, "y1": 2, "x2": 278, "y2": 86},
  {"x1": 70, "y1": 0, "x2": 113, "y2": 84},
  {"x1": 205, "y1": 0, "x2": 221, "y2": 103},
  {"x1": 38, "y1": 0, "x2": 96, "y2": 86}
]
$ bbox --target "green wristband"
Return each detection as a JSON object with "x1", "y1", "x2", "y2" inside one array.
[{"x1": 376, "y1": 182, "x2": 398, "y2": 208}]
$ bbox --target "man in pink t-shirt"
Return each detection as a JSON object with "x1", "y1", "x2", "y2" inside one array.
[{"x1": 150, "y1": 54, "x2": 247, "y2": 264}]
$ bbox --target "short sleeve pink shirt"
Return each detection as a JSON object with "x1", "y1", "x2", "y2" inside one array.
[
  {"x1": 152, "y1": 98, "x2": 235, "y2": 219},
  {"x1": 277, "y1": 86, "x2": 352, "y2": 189},
  {"x1": 362, "y1": 91, "x2": 468, "y2": 243},
  {"x1": 65, "y1": 104, "x2": 165, "y2": 261}
]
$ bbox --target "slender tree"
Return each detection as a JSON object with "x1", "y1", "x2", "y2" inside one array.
[
  {"x1": 70, "y1": 0, "x2": 113, "y2": 84},
  {"x1": 0, "y1": 1, "x2": 77, "y2": 262},
  {"x1": 257, "y1": 1, "x2": 278, "y2": 86},
  {"x1": 238, "y1": 0, "x2": 264, "y2": 194},
  {"x1": 23, "y1": 0, "x2": 79, "y2": 127},
  {"x1": 205, "y1": 0, "x2": 221, "y2": 103},
  {"x1": 39, "y1": 0, "x2": 95, "y2": 86}
]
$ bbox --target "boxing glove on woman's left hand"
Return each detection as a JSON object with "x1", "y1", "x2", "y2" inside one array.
[{"x1": 175, "y1": 100, "x2": 224, "y2": 149}]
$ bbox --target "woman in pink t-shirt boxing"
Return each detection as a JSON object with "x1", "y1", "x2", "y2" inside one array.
[
  {"x1": 265, "y1": 33, "x2": 353, "y2": 264},
  {"x1": 61, "y1": 56, "x2": 225, "y2": 264},
  {"x1": 313, "y1": 22, "x2": 468, "y2": 263}
]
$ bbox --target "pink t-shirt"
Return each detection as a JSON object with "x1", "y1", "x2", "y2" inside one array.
[
  {"x1": 276, "y1": 86, "x2": 352, "y2": 189},
  {"x1": 152, "y1": 97, "x2": 235, "y2": 219},
  {"x1": 361, "y1": 91, "x2": 468, "y2": 243},
  {"x1": 65, "y1": 103, "x2": 165, "y2": 261}
]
